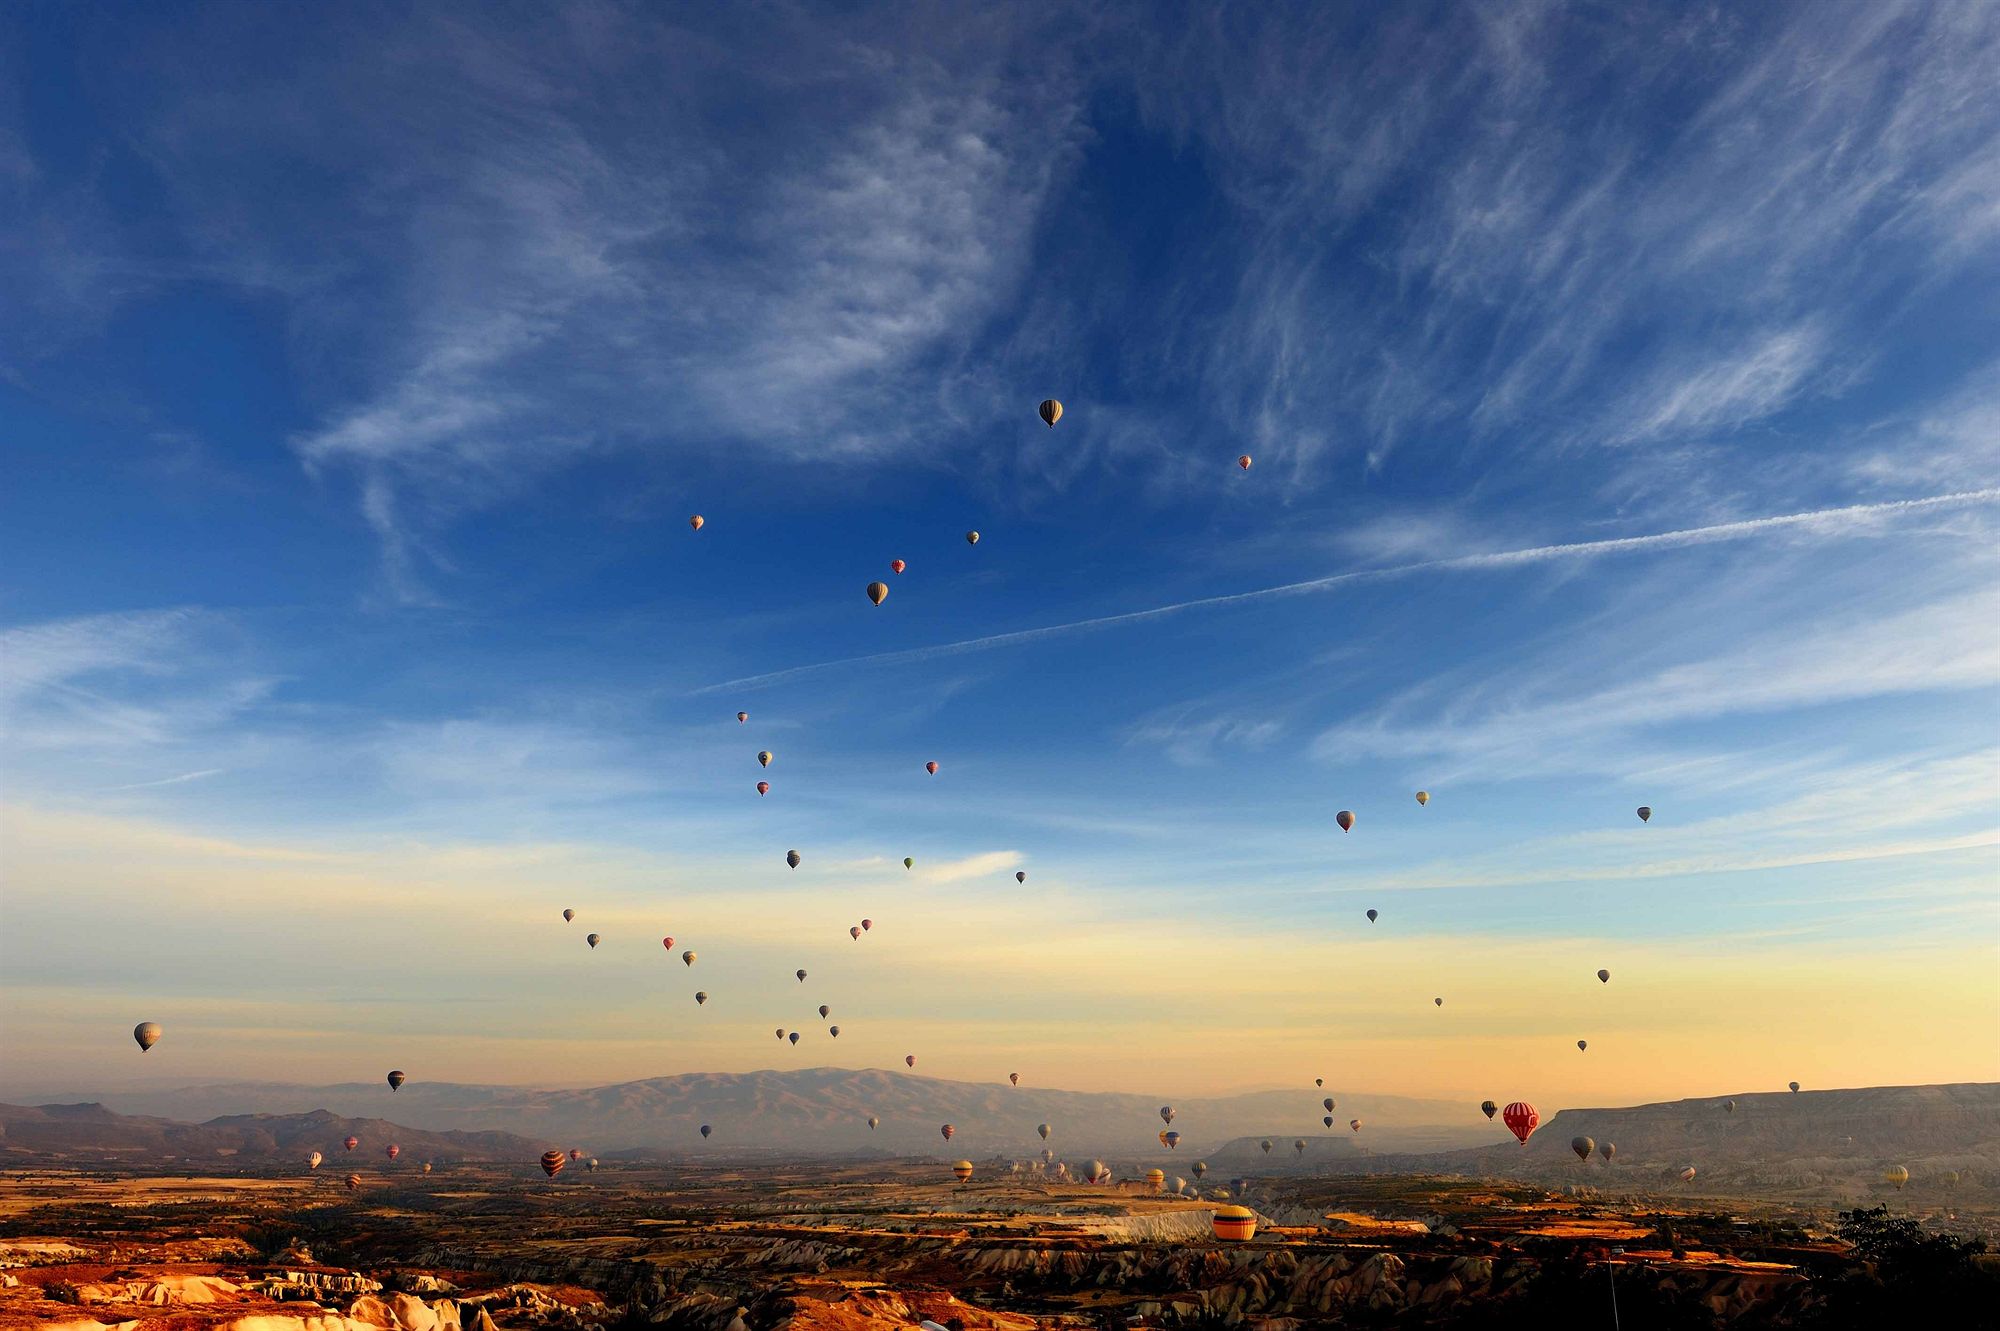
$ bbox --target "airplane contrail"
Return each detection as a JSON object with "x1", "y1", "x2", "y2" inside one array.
[{"x1": 693, "y1": 488, "x2": 2000, "y2": 695}]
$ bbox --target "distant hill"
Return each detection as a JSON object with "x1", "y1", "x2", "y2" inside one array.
[
  {"x1": 0, "y1": 1102, "x2": 545, "y2": 1167},
  {"x1": 16, "y1": 1067, "x2": 1493, "y2": 1158},
  {"x1": 1327, "y1": 1082, "x2": 2000, "y2": 1205}
]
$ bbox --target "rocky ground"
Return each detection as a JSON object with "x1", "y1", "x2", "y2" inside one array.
[{"x1": 0, "y1": 1161, "x2": 1991, "y2": 1329}]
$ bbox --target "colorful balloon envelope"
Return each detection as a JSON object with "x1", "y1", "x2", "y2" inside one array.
[
  {"x1": 1502, "y1": 1102, "x2": 1539, "y2": 1145},
  {"x1": 866, "y1": 581, "x2": 888, "y2": 606},
  {"x1": 1160, "y1": 1105, "x2": 1175, "y2": 1124},
  {"x1": 134, "y1": 1021, "x2": 162, "y2": 1051},
  {"x1": 867, "y1": 1117, "x2": 878, "y2": 1130},
  {"x1": 1349, "y1": 1120, "x2": 1361, "y2": 1132},
  {"x1": 345, "y1": 1136, "x2": 359, "y2": 1150},
  {"x1": 1016, "y1": 870, "x2": 1026, "y2": 883},
  {"x1": 1337, "y1": 810, "x2": 1354, "y2": 832},
  {"x1": 796, "y1": 969, "x2": 808, "y2": 982},
  {"x1": 786, "y1": 850, "x2": 800, "y2": 869},
  {"x1": 1323, "y1": 1115, "x2": 1334, "y2": 1128},
  {"x1": 850, "y1": 926, "x2": 862, "y2": 939},
  {"x1": 891, "y1": 559, "x2": 906, "y2": 574},
  {"x1": 965, "y1": 530, "x2": 980, "y2": 545},
  {"x1": 1038, "y1": 399, "x2": 1062, "y2": 428},
  {"x1": 1037, "y1": 1123, "x2": 1050, "y2": 1140},
  {"x1": 695, "y1": 992, "x2": 707, "y2": 1005},
  {"x1": 1480, "y1": 1100, "x2": 1498, "y2": 1120},
  {"x1": 1237, "y1": 454, "x2": 1252, "y2": 471},
  {"x1": 828, "y1": 1025, "x2": 839, "y2": 1037},
  {"x1": 688, "y1": 515, "x2": 704, "y2": 531},
  {"x1": 818, "y1": 1004, "x2": 830, "y2": 1018},
  {"x1": 788, "y1": 1032, "x2": 800, "y2": 1045},
  {"x1": 862, "y1": 919, "x2": 873, "y2": 930},
  {"x1": 1637, "y1": 806, "x2": 1652, "y2": 822},
  {"x1": 1366, "y1": 909, "x2": 1377, "y2": 922},
  {"x1": 662, "y1": 936, "x2": 674, "y2": 949},
  {"x1": 562, "y1": 909, "x2": 575, "y2": 922},
  {"x1": 1009, "y1": 1072, "x2": 1019, "y2": 1086},
  {"x1": 1571, "y1": 1136, "x2": 1594, "y2": 1161},
  {"x1": 540, "y1": 1150, "x2": 566, "y2": 1178},
  {"x1": 1323, "y1": 1097, "x2": 1335, "y2": 1111},
  {"x1": 736, "y1": 711, "x2": 748, "y2": 722},
  {"x1": 1597, "y1": 969, "x2": 1610, "y2": 983},
  {"x1": 1165, "y1": 1131, "x2": 1181, "y2": 1149},
  {"x1": 925, "y1": 760, "x2": 938, "y2": 775},
  {"x1": 905, "y1": 1054, "x2": 916, "y2": 1067},
  {"x1": 682, "y1": 951, "x2": 696, "y2": 966},
  {"x1": 1415, "y1": 790, "x2": 1429, "y2": 805},
  {"x1": 700, "y1": 1124, "x2": 711, "y2": 1138},
  {"x1": 1599, "y1": 1141, "x2": 1616, "y2": 1163},
  {"x1": 386, "y1": 1144, "x2": 400, "y2": 1159},
  {"x1": 758, "y1": 750, "x2": 773, "y2": 767},
  {"x1": 952, "y1": 1160, "x2": 974, "y2": 1182},
  {"x1": 346, "y1": 1174, "x2": 363, "y2": 1191},
  {"x1": 1212, "y1": 1205, "x2": 1256, "y2": 1242},
  {"x1": 757, "y1": 781, "x2": 769, "y2": 795},
  {"x1": 1578, "y1": 1040, "x2": 1588, "y2": 1051},
  {"x1": 307, "y1": 1151, "x2": 322, "y2": 1169},
  {"x1": 586, "y1": 933, "x2": 600, "y2": 948},
  {"x1": 940, "y1": 1124, "x2": 954, "y2": 1141}
]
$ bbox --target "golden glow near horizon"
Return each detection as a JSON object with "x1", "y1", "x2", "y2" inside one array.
[{"x1": 4, "y1": 802, "x2": 1994, "y2": 1107}]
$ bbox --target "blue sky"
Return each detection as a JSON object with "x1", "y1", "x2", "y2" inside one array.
[{"x1": 2, "y1": 2, "x2": 1996, "y2": 1104}]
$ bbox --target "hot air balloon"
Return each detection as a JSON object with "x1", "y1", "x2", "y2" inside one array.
[
  {"x1": 866, "y1": 582, "x2": 888, "y2": 606},
  {"x1": 1213, "y1": 1205, "x2": 1256, "y2": 1241},
  {"x1": 346, "y1": 1174, "x2": 363, "y2": 1191},
  {"x1": 1038, "y1": 399, "x2": 1062, "y2": 428},
  {"x1": 940, "y1": 1124, "x2": 955, "y2": 1142},
  {"x1": 133, "y1": 1022, "x2": 161, "y2": 1052},
  {"x1": 868, "y1": 1117, "x2": 879, "y2": 1130},
  {"x1": 1789, "y1": 1081, "x2": 1801, "y2": 1093},
  {"x1": 1314, "y1": 1078, "x2": 1323, "y2": 1087},
  {"x1": 700, "y1": 1124, "x2": 712, "y2": 1139},
  {"x1": 1088, "y1": 1159, "x2": 1109, "y2": 1183},
  {"x1": 736, "y1": 711, "x2": 748, "y2": 723},
  {"x1": 689, "y1": 515, "x2": 704, "y2": 531},
  {"x1": 1637, "y1": 806, "x2": 1652, "y2": 823},
  {"x1": 540, "y1": 1150, "x2": 566, "y2": 1179},
  {"x1": 568, "y1": 1148, "x2": 582, "y2": 1162},
  {"x1": 1366, "y1": 909, "x2": 1377, "y2": 922},
  {"x1": 1016, "y1": 871, "x2": 1026, "y2": 883},
  {"x1": 1322, "y1": 1097, "x2": 1335, "y2": 1112},
  {"x1": 788, "y1": 1032, "x2": 800, "y2": 1045},
  {"x1": 682, "y1": 950, "x2": 696, "y2": 966},
  {"x1": 345, "y1": 1136, "x2": 359, "y2": 1151},
  {"x1": 1260, "y1": 1140, "x2": 1272, "y2": 1154},
  {"x1": 1435, "y1": 997, "x2": 1444, "y2": 1007},
  {"x1": 922, "y1": 761, "x2": 940, "y2": 778},
  {"x1": 587, "y1": 933, "x2": 600, "y2": 948},
  {"x1": 1145, "y1": 1168, "x2": 1165, "y2": 1191},
  {"x1": 1577, "y1": 1039, "x2": 1588, "y2": 1051},
  {"x1": 1723, "y1": 1099, "x2": 1735, "y2": 1113},
  {"x1": 1160, "y1": 1106, "x2": 1176, "y2": 1124},
  {"x1": 953, "y1": 1160, "x2": 974, "y2": 1182},
  {"x1": 758, "y1": 750, "x2": 773, "y2": 767},
  {"x1": 1009, "y1": 1072, "x2": 1019, "y2": 1086},
  {"x1": 891, "y1": 559, "x2": 906, "y2": 574},
  {"x1": 1323, "y1": 1116, "x2": 1334, "y2": 1128},
  {"x1": 1679, "y1": 1166, "x2": 1697, "y2": 1183},
  {"x1": 586, "y1": 1158, "x2": 598, "y2": 1172},
  {"x1": 562, "y1": 909, "x2": 575, "y2": 922},
  {"x1": 796, "y1": 969, "x2": 807, "y2": 982},
  {"x1": 903, "y1": 857, "x2": 913, "y2": 869},
  {"x1": 1192, "y1": 1161, "x2": 1207, "y2": 1178},
  {"x1": 757, "y1": 781, "x2": 769, "y2": 795},
  {"x1": 695, "y1": 991, "x2": 708, "y2": 1005},
  {"x1": 819, "y1": 1004, "x2": 830, "y2": 1018},
  {"x1": 849, "y1": 926, "x2": 862, "y2": 939},
  {"x1": 1597, "y1": 969, "x2": 1610, "y2": 983},
  {"x1": 1337, "y1": 810, "x2": 1354, "y2": 832},
  {"x1": 1165, "y1": 1131, "x2": 1181, "y2": 1149},
  {"x1": 1158, "y1": 1130, "x2": 1170, "y2": 1147},
  {"x1": 1571, "y1": 1136, "x2": 1594, "y2": 1162},
  {"x1": 965, "y1": 531, "x2": 980, "y2": 545},
  {"x1": 1481, "y1": 1100, "x2": 1498, "y2": 1120},
  {"x1": 1883, "y1": 1166, "x2": 1909, "y2": 1191},
  {"x1": 387, "y1": 1070, "x2": 406, "y2": 1092},
  {"x1": 828, "y1": 1025, "x2": 840, "y2": 1037},
  {"x1": 1037, "y1": 1123, "x2": 1051, "y2": 1140},
  {"x1": 905, "y1": 1055, "x2": 917, "y2": 1068},
  {"x1": 1350, "y1": 1119, "x2": 1362, "y2": 1133},
  {"x1": 862, "y1": 919, "x2": 873, "y2": 931},
  {"x1": 1599, "y1": 1142, "x2": 1616, "y2": 1163},
  {"x1": 386, "y1": 1144, "x2": 400, "y2": 1160},
  {"x1": 1293, "y1": 1139, "x2": 1306, "y2": 1155},
  {"x1": 1415, "y1": 790, "x2": 1429, "y2": 806},
  {"x1": 1237, "y1": 454, "x2": 1252, "y2": 471},
  {"x1": 775, "y1": 1028, "x2": 786, "y2": 1040},
  {"x1": 1502, "y1": 1102, "x2": 1539, "y2": 1145},
  {"x1": 307, "y1": 1151, "x2": 322, "y2": 1170},
  {"x1": 786, "y1": 850, "x2": 800, "y2": 869}
]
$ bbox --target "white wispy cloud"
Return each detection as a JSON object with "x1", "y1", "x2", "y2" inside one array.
[{"x1": 694, "y1": 488, "x2": 2000, "y2": 694}]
